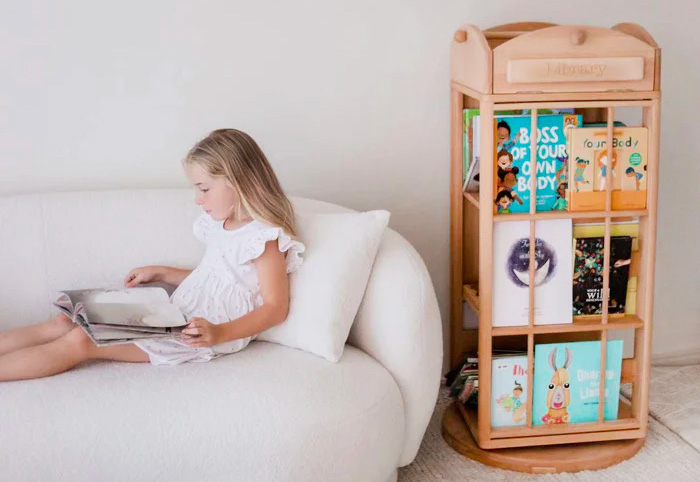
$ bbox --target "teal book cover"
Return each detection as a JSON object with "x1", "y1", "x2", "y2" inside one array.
[
  {"x1": 464, "y1": 109, "x2": 576, "y2": 189},
  {"x1": 488, "y1": 114, "x2": 582, "y2": 213},
  {"x1": 532, "y1": 340, "x2": 623, "y2": 425},
  {"x1": 491, "y1": 355, "x2": 529, "y2": 427}
]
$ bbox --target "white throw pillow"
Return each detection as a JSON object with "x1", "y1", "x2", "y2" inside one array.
[{"x1": 257, "y1": 210, "x2": 391, "y2": 362}]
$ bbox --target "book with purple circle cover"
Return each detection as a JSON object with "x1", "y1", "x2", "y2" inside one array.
[{"x1": 492, "y1": 218, "x2": 573, "y2": 327}]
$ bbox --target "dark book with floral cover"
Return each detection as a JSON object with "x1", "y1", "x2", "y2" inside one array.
[{"x1": 572, "y1": 236, "x2": 633, "y2": 316}]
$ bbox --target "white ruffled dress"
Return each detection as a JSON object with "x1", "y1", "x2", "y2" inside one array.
[{"x1": 134, "y1": 213, "x2": 305, "y2": 365}]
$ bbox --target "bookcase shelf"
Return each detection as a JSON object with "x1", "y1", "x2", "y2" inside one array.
[
  {"x1": 460, "y1": 397, "x2": 640, "y2": 447},
  {"x1": 463, "y1": 191, "x2": 480, "y2": 209},
  {"x1": 463, "y1": 284, "x2": 644, "y2": 335},
  {"x1": 492, "y1": 210, "x2": 649, "y2": 222},
  {"x1": 445, "y1": 21, "x2": 660, "y2": 473},
  {"x1": 464, "y1": 192, "x2": 649, "y2": 220},
  {"x1": 491, "y1": 315, "x2": 644, "y2": 337},
  {"x1": 462, "y1": 284, "x2": 480, "y2": 315}
]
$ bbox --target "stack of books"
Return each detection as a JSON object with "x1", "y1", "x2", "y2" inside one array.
[{"x1": 447, "y1": 340, "x2": 624, "y2": 428}]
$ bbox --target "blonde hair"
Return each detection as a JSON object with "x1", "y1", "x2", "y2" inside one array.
[{"x1": 183, "y1": 129, "x2": 297, "y2": 237}]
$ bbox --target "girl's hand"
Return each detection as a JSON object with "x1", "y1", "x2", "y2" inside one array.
[
  {"x1": 124, "y1": 266, "x2": 162, "y2": 288},
  {"x1": 180, "y1": 317, "x2": 223, "y2": 348}
]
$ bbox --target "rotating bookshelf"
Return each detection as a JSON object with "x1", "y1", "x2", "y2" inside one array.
[{"x1": 442, "y1": 22, "x2": 661, "y2": 473}]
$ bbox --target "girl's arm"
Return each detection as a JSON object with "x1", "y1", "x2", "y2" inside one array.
[
  {"x1": 156, "y1": 266, "x2": 193, "y2": 287},
  {"x1": 217, "y1": 240, "x2": 289, "y2": 342},
  {"x1": 181, "y1": 241, "x2": 289, "y2": 346},
  {"x1": 124, "y1": 265, "x2": 193, "y2": 288}
]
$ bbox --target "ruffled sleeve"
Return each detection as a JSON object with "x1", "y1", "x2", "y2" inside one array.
[
  {"x1": 238, "y1": 226, "x2": 306, "y2": 274},
  {"x1": 192, "y1": 212, "x2": 216, "y2": 244}
]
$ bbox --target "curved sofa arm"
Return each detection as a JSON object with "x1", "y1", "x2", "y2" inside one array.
[{"x1": 347, "y1": 228, "x2": 443, "y2": 466}]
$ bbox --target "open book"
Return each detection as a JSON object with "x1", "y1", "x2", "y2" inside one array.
[{"x1": 53, "y1": 286, "x2": 190, "y2": 346}]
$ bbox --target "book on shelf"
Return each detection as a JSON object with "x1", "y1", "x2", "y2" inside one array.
[
  {"x1": 446, "y1": 350, "x2": 527, "y2": 408},
  {"x1": 573, "y1": 221, "x2": 639, "y2": 315},
  {"x1": 464, "y1": 108, "x2": 481, "y2": 192},
  {"x1": 579, "y1": 121, "x2": 627, "y2": 128},
  {"x1": 462, "y1": 108, "x2": 480, "y2": 185},
  {"x1": 492, "y1": 219, "x2": 573, "y2": 327},
  {"x1": 489, "y1": 114, "x2": 582, "y2": 214},
  {"x1": 462, "y1": 109, "x2": 575, "y2": 193},
  {"x1": 491, "y1": 354, "x2": 529, "y2": 428},
  {"x1": 567, "y1": 126, "x2": 648, "y2": 211},
  {"x1": 53, "y1": 286, "x2": 190, "y2": 346},
  {"x1": 573, "y1": 235, "x2": 633, "y2": 316},
  {"x1": 532, "y1": 340, "x2": 624, "y2": 425},
  {"x1": 450, "y1": 359, "x2": 479, "y2": 405},
  {"x1": 464, "y1": 155, "x2": 481, "y2": 193},
  {"x1": 462, "y1": 300, "x2": 479, "y2": 330}
]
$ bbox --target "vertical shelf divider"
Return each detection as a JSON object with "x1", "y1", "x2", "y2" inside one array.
[
  {"x1": 477, "y1": 101, "x2": 495, "y2": 444},
  {"x1": 597, "y1": 106, "x2": 615, "y2": 422},
  {"x1": 449, "y1": 88, "x2": 465, "y2": 369},
  {"x1": 526, "y1": 108, "x2": 538, "y2": 428}
]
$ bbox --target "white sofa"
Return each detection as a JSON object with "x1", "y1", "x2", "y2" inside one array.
[{"x1": 0, "y1": 189, "x2": 443, "y2": 482}]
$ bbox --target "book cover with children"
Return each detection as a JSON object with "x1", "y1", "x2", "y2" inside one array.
[
  {"x1": 491, "y1": 355, "x2": 529, "y2": 428},
  {"x1": 567, "y1": 126, "x2": 648, "y2": 210},
  {"x1": 572, "y1": 236, "x2": 633, "y2": 316},
  {"x1": 532, "y1": 340, "x2": 623, "y2": 425},
  {"x1": 492, "y1": 219, "x2": 573, "y2": 327},
  {"x1": 489, "y1": 114, "x2": 581, "y2": 214}
]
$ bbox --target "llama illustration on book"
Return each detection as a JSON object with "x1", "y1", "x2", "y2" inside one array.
[
  {"x1": 533, "y1": 340, "x2": 624, "y2": 425},
  {"x1": 541, "y1": 347, "x2": 573, "y2": 424}
]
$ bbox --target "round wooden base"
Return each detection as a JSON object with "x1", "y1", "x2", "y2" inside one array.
[{"x1": 441, "y1": 401, "x2": 645, "y2": 474}]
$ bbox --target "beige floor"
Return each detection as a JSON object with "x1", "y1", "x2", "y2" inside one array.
[
  {"x1": 625, "y1": 364, "x2": 700, "y2": 451},
  {"x1": 399, "y1": 366, "x2": 700, "y2": 481}
]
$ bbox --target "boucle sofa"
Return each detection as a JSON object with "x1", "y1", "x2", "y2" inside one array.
[{"x1": 0, "y1": 189, "x2": 443, "y2": 482}]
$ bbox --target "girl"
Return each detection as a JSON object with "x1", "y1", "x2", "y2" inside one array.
[{"x1": 0, "y1": 129, "x2": 305, "y2": 381}]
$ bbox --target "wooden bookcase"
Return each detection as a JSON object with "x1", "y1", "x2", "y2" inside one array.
[{"x1": 442, "y1": 22, "x2": 661, "y2": 472}]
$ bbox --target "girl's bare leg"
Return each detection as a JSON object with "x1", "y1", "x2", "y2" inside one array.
[
  {"x1": 0, "y1": 313, "x2": 76, "y2": 356},
  {"x1": 0, "y1": 326, "x2": 150, "y2": 382}
]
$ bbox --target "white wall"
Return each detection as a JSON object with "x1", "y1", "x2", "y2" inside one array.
[{"x1": 2, "y1": 0, "x2": 698, "y2": 368}]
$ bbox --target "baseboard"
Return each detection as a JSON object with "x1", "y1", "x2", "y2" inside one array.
[{"x1": 652, "y1": 348, "x2": 700, "y2": 366}]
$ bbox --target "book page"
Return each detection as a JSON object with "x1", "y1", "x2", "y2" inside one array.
[
  {"x1": 61, "y1": 287, "x2": 170, "y2": 306},
  {"x1": 80, "y1": 302, "x2": 187, "y2": 328},
  {"x1": 53, "y1": 295, "x2": 75, "y2": 318},
  {"x1": 90, "y1": 325, "x2": 182, "y2": 341},
  {"x1": 465, "y1": 156, "x2": 480, "y2": 193},
  {"x1": 72, "y1": 313, "x2": 98, "y2": 343}
]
